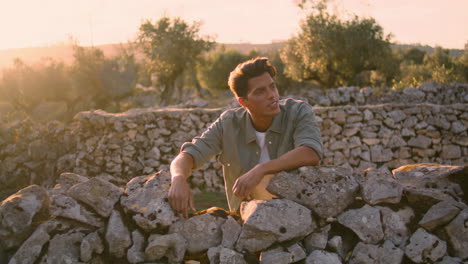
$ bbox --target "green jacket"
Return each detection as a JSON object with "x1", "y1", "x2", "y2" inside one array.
[{"x1": 181, "y1": 98, "x2": 323, "y2": 211}]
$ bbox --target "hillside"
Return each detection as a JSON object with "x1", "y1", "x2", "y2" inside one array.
[{"x1": 0, "y1": 42, "x2": 463, "y2": 71}]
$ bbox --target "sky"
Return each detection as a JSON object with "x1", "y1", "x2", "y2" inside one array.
[{"x1": 0, "y1": 0, "x2": 467, "y2": 51}]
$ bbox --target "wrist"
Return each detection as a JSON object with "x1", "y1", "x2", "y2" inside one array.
[{"x1": 171, "y1": 174, "x2": 187, "y2": 183}]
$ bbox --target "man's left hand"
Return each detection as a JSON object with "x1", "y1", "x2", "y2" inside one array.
[{"x1": 232, "y1": 165, "x2": 265, "y2": 198}]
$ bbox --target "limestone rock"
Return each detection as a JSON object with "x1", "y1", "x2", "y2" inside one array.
[
  {"x1": 419, "y1": 200, "x2": 461, "y2": 231},
  {"x1": 208, "y1": 246, "x2": 247, "y2": 264},
  {"x1": 287, "y1": 243, "x2": 307, "y2": 263},
  {"x1": 304, "y1": 224, "x2": 331, "y2": 252},
  {"x1": 120, "y1": 171, "x2": 178, "y2": 231},
  {"x1": 436, "y1": 256, "x2": 464, "y2": 264},
  {"x1": 405, "y1": 228, "x2": 447, "y2": 263},
  {"x1": 361, "y1": 168, "x2": 403, "y2": 205},
  {"x1": 145, "y1": 233, "x2": 187, "y2": 263},
  {"x1": 236, "y1": 199, "x2": 315, "y2": 253},
  {"x1": 67, "y1": 177, "x2": 123, "y2": 217},
  {"x1": 407, "y1": 135, "x2": 432, "y2": 148},
  {"x1": 305, "y1": 250, "x2": 342, "y2": 264},
  {"x1": 392, "y1": 163, "x2": 466, "y2": 202},
  {"x1": 444, "y1": 209, "x2": 468, "y2": 259},
  {"x1": 127, "y1": 230, "x2": 146, "y2": 264},
  {"x1": 8, "y1": 220, "x2": 61, "y2": 264},
  {"x1": 376, "y1": 206, "x2": 414, "y2": 247},
  {"x1": 0, "y1": 185, "x2": 49, "y2": 249},
  {"x1": 80, "y1": 231, "x2": 104, "y2": 262},
  {"x1": 170, "y1": 208, "x2": 228, "y2": 255},
  {"x1": 337, "y1": 205, "x2": 384, "y2": 244},
  {"x1": 49, "y1": 179, "x2": 104, "y2": 227},
  {"x1": 41, "y1": 229, "x2": 86, "y2": 264},
  {"x1": 105, "y1": 210, "x2": 132, "y2": 258},
  {"x1": 349, "y1": 240, "x2": 404, "y2": 264},
  {"x1": 221, "y1": 215, "x2": 242, "y2": 249},
  {"x1": 267, "y1": 166, "x2": 359, "y2": 218},
  {"x1": 260, "y1": 247, "x2": 292, "y2": 264}
]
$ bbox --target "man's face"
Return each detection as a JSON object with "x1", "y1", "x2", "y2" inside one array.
[{"x1": 240, "y1": 72, "x2": 280, "y2": 120}]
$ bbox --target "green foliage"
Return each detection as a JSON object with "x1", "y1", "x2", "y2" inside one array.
[
  {"x1": 281, "y1": 11, "x2": 399, "y2": 88},
  {"x1": 136, "y1": 16, "x2": 215, "y2": 105},
  {"x1": 197, "y1": 46, "x2": 247, "y2": 95},
  {"x1": 402, "y1": 48, "x2": 426, "y2": 65}
]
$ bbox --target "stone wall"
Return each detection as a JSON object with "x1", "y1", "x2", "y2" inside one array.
[
  {"x1": 301, "y1": 82, "x2": 468, "y2": 107},
  {"x1": 1, "y1": 164, "x2": 466, "y2": 263},
  {"x1": 1, "y1": 102, "x2": 467, "y2": 197}
]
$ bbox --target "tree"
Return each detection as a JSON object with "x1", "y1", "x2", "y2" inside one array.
[
  {"x1": 402, "y1": 48, "x2": 426, "y2": 65},
  {"x1": 281, "y1": 10, "x2": 398, "y2": 88},
  {"x1": 0, "y1": 58, "x2": 72, "y2": 113},
  {"x1": 197, "y1": 46, "x2": 248, "y2": 95},
  {"x1": 136, "y1": 17, "x2": 214, "y2": 105}
]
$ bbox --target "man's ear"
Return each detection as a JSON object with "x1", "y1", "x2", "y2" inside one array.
[{"x1": 237, "y1": 97, "x2": 247, "y2": 107}]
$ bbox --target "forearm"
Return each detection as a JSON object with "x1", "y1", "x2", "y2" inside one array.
[
  {"x1": 257, "y1": 146, "x2": 320, "y2": 175},
  {"x1": 170, "y1": 152, "x2": 194, "y2": 181}
]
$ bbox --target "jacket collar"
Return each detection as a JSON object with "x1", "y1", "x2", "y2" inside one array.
[{"x1": 244, "y1": 105, "x2": 284, "y2": 144}]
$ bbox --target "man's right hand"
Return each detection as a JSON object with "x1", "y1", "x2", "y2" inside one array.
[{"x1": 168, "y1": 175, "x2": 195, "y2": 218}]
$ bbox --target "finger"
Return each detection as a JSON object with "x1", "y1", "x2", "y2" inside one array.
[{"x1": 189, "y1": 194, "x2": 196, "y2": 212}]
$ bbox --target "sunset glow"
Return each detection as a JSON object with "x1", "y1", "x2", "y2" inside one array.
[{"x1": 0, "y1": 0, "x2": 467, "y2": 50}]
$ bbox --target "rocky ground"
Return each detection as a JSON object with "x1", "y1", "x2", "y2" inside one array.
[{"x1": 0, "y1": 163, "x2": 466, "y2": 264}]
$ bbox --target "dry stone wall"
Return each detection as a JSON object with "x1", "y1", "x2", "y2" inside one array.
[
  {"x1": 1, "y1": 102, "x2": 467, "y2": 197},
  {"x1": 1, "y1": 164, "x2": 466, "y2": 263}
]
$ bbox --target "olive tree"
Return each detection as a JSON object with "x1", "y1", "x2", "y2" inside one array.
[{"x1": 136, "y1": 17, "x2": 214, "y2": 105}]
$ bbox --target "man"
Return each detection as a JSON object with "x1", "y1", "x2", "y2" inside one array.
[{"x1": 168, "y1": 57, "x2": 322, "y2": 217}]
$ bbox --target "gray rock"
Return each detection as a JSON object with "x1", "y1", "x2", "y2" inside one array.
[
  {"x1": 170, "y1": 208, "x2": 227, "y2": 255},
  {"x1": 393, "y1": 163, "x2": 466, "y2": 203},
  {"x1": 120, "y1": 171, "x2": 178, "y2": 231},
  {"x1": 0, "y1": 185, "x2": 49, "y2": 249},
  {"x1": 444, "y1": 209, "x2": 468, "y2": 259},
  {"x1": 419, "y1": 200, "x2": 461, "y2": 231},
  {"x1": 49, "y1": 181, "x2": 104, "y2": 227},
  {"x1": 287, "y1": 243, "x2": 307, "y2": 263},
  {"x1": 68, "y1": 177, "x2": 123, "y2": 217},
  {"x1": 305, "y1": 250, "x2": 342, "y2": 264},
  {"x1": 376, "y1": 206, "x2": 414, "y2": 247},
  {"x1": 361, "y1": 168, "x2": 403, "y2": 205},
  {"x1": 304, "y1": 225, "x2": 331, "y2": 252},
  {"x1": 127, "y1": 230, "x2": 146, "y2": 264},
  {"x1": 80, "y1": 231, "x2": 104, "y2": 262},
  {"x1": 405, "y1": 228, "x2": 447, "y2": 263},
  {"x1": 328, "y1": 236, "x2": 347, "y2": 258},
  {"x1": 221, "y1": 215, "x2": 242, "y2": 249},
  {"x1": 105, "y1": 210, "x2": 132, "y2": 258},
  {"x1": 145, "y1": 233, "x2": 187, "y2": 263},
  {"x1": 260, "y1": 247, "x2": 292, "y2": 264},
  {"x1": 441, "y1": 145, "x2": 462, "y2": 159},
  {"x1": 407, "y1": 135, "x2": 432, "y2": 148},
  {"x1": 349, "y1": 240, "x2": 404, "y2": 264},
  {"x1": 41, "y1": 229, "x2": 86, "y2": 264},
  {"x1": 387, "y1": 110, "x2": 406, "y2": 123},
  {"x1": 405, "y1": 187, "x2": 456, "y2": 212},
  {"x1": 267, "y1": 166, "x2": 359, "y2": 218},
  {"x1": 219, "y1": 247, "x2": 247, "y2": 264},
  {"x1": 337, "y1": 205, "x2": 384, "y2": 244},
  {"x1": 370, "y1": 145, "x2": 393, "y2": 162},
  {"x1": 436, "y1": 256, "x2": 464, "y2": 264},
  {"x1": 236, "y1": 199, "x2": 315, "y2": 253},
  {"x1": 8, "y1": 220, "x2": 61, "y2": 264}
]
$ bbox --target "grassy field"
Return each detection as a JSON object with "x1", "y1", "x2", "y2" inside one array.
[{"x1": 193, "y1": 190, "x2": 229, "y2": 211}]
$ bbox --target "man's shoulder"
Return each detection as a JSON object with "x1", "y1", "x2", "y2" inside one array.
[
  {"x1": 279, "y1": 98, "x2": 313, "y2": 112},
  {"x1": 219, "y1": 106, "x2": 247, "y2": 121}
]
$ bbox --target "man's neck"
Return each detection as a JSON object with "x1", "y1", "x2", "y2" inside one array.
[{"x1": 250, "y1": 115, "x2": 273, "y2": 132}]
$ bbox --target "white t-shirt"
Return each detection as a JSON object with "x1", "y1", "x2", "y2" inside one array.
[{"x1": 250, "y1": 131, "x2": 278, "y2": 200}]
